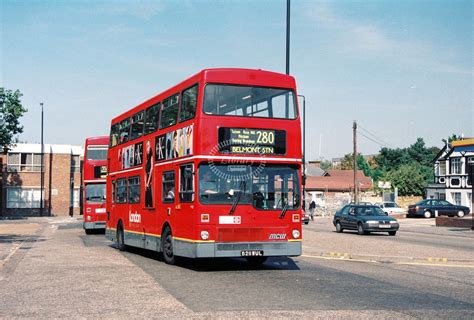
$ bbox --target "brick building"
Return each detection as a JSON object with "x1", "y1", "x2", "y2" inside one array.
[{"x1": 0, "y1": 143, "x2": 83, "y2": 217}]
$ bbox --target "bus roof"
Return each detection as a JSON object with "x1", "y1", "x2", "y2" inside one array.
[
  {"x1": 110, "y1": 68, "x2": 296, "y2": 125},
  {"x1": 85, "y1": 136, "x2": 109, "y2": 145}
]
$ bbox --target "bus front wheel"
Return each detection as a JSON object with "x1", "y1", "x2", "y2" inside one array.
[{"x1": 162, "y1": 226, "x2": 176, "y2": 265}]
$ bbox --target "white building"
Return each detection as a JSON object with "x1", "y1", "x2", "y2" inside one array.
[{"x1": 427, "y1": 138, "x2": 474, "y2": 213}]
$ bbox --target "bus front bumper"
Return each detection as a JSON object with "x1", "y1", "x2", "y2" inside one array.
[
  {"x1": 83, "y1": 221, "x2": 106, "y2": 230},
  {"x1": 174, "y1": 240, "x2": 302, "y2": 258}
]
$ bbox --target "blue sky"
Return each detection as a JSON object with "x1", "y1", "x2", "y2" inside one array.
[{"x1": 1, "y1": 0, "x2": 472, "y2": 159}]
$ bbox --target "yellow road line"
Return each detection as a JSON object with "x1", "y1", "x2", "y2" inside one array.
[{"x1": 301, "y1": 254, "x2": 474, "y2": 269}]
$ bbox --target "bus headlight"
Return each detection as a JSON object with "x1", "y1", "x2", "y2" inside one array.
[
  {"x1": 87, "y1": 215, "x2": 92, "y2": 221},
  {"x1": 200, "y1": 231, "x2": 209, "y2": 240},
  {"x1": 292, "y1": 229, "x2": 300, "y2": 239}
]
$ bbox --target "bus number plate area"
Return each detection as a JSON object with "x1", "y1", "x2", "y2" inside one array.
[
  {"x1": 241, "y1": 250, "x2": 264, "y2": 257},
  {"x1": 218, "y1": 128, "x2": 286, "y2": 155}
]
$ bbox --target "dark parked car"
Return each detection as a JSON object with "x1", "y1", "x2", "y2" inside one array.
[
  {"x1": 333, "y1": 204, "x2": 399, "y2": 236},
  {"x1": 408, "y1": 199, "x2": 470, "y2": 218}
]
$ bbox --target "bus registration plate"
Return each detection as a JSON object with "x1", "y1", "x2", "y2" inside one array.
[{"x1": 241, "y1": 250, "x2": 264, "y2": 257}]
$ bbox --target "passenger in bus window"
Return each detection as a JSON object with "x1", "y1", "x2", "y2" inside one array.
[
  {"x1": 166, "y1": 187, "x2": 175, "y2": 200},
  {"x1": 200, "y1": 171, "x2": 218, "y2": 194},
  {"x1": 145, "y1": 140, "x2": 153, "y2": 207},
  {"x1": 253, "y1": 185, "x2": 265, "y2": 209}
]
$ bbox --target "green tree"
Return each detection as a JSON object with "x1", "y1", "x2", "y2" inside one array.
[
  {"x1": 320, "y1": 160, "x2": 332, "y2": 170},
  {"x1": 442, "y1": 134, "x2": 462, "y2": 144},
  {"x1": 0, "y1": 88, "x2": 27, "y2": 151},
  {"x1": 337, "y1": 153, "x2": 372, "y2": 177},
  {"x1": 385, "y1": 164, "x2": 427, "y2": 196}
]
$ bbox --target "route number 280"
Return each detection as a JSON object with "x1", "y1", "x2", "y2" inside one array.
[{"x1": 256, "y1": 131, "x2": 275, "y2": 144}]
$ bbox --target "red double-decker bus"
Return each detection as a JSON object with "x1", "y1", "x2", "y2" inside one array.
[
  {"x1": 82, "y1": 136, "x2": 109, "y2": 234},
  {"x1": 105, "y1": 68, "x2": 302, "y2": 265}
]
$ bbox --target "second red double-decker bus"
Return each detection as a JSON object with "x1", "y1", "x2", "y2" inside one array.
[
  {"x1": 106, "y1": 68, "x2": 302, "y2": 265},
  {"x1": 82, "y1": 136, "x2": 109, "y2": 234}
]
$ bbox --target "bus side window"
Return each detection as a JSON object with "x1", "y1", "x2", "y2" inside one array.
[
  {"x1": 128, "y1": 176, "x2": 141, "y2": 204},
  {"x1": 116, "y1": 178, "x2": 127, "y2": 204},
  {"x1": 110, "y1": 123, "x2": 120, "y2": 147},
  {"x1": 179, "y1": 164, "x2": 194, "y2": 202},
  {"x1": 112, "y1": 180, "x2": 116, "y2": 204},
  {"x1": 144, "y1": 103, "x2": 160, "y2": 135},
  {"x1": 160, "y1": 94, "x2": 179, "y2": 129},
  {"x1": 179, "y1": 84, "x2": 198, "y2": 122},
  {"x1": 162, "y1": 171, "x2": 175, "y2": 203},
  {"x1": 130, "y1": 111, "x2": 144, "y2": 140},
  {"x1": 119, "y1": 118, "x2": 130, "y2": 144}
]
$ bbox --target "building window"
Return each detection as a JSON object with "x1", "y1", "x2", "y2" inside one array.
[
  {"x1": 71, "y1": 188, "x2": 80, "y2": 208},
  {"x1": 6, "y1": 187, "x2": 44, "y2": 208},
  {"x1": 162, "y1": 171, "x2": 175, "y2": 202},
  {"x1": 179, "y1": 164, "x2": 194, "y2": 202},
  {"x1": 128, "y1": 176, "x2": 141, "y2": 204},
  {"x1": 450, "y1": 178, "x2": 460, "y2": 187},
  {"x1": 451, "y1": 158, "x2": 461, "y2": 174},
  {"x1": 438, "y1": 161, "x2": 446, "y2": 176},
  {"x1": 71, "y1": 155, "x2": 81, "y2": 173},
  {"x1": 7, "y1": 153, "x2": 43, "y2": 172},
  {"x1": 451, "y1": 192, "x2": 461, "y2": 206}
]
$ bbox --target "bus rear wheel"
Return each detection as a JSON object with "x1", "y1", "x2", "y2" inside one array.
[
  {"x1": 162, "y1": 226, "x2": 176, "y2": 265},
  {"x1": 117, "y1": 223, "x2": 126, "y2": 251}
]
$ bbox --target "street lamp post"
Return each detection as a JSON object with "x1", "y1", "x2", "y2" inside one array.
[
  {"x1": 286, "y1": 0, "x2": 290, "y2": 75},
  {"x1": 298, "y1": 95, "x2": 306, "y2": 210},
  {"x1": 40, "y1": 103, "x2": 44, "y2": 217}
]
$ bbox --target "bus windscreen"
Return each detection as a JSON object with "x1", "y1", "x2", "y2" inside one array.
[{"x1": 203, "y1": 85, "x2": 297, "y2": 119}]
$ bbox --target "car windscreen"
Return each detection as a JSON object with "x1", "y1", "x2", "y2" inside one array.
[{"x1": 356, "y1": 206, "x2": 387, "y2": 216}]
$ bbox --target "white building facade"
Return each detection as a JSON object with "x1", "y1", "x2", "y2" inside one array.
[{"x1": 427, "y1": 139, "x2": 474, "y2": 213}]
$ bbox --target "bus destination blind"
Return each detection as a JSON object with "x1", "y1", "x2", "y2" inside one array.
[{"x1": 218, "y1": 128, "x2": 286, "y2": 155}]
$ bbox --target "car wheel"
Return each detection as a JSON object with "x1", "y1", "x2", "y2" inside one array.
[
  {"x1": 357, "y1": 223, "x2": 365, "y2": 235},
  {"x1": 388, "y1": 231, "x2": 397, "y2": 236},
  {"x1": 424, "y1": 210, "x2": 432, "y2": 219},
  {"x1": 162, "y1": 226, "x2": 176, "y2": 265},
  {"x1": 457, "y1": 210, "x2": 465, "y2": 218},
  {"x1": 116, "y1": 223, "x2": 126, "y2": 251},
  {"x1": 304, "y1": 221, "x2": 309, "y2": 225},
  {"x1": 335, "y1": 221, "x2": 343, "y2": 233}
]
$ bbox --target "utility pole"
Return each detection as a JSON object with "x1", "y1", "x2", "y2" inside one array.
[
  {"x1": 353, "y1": 121, "x2": 358, "y2": 204},
  {"x1": 286, "y1": 0, "x2": 290, "y2": 75}
]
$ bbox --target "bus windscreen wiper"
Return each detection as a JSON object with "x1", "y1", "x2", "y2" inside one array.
[
  {"x1": 279, "y1": 202, "x2": 289, "y2": 219},
  {"x1": 229, "y1": 181, "x2": 246, "y2": 215}
]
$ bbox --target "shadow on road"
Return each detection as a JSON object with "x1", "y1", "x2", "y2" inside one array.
[{"x1": 120, "y1": 245, "x2": 300, "y2": 272}]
